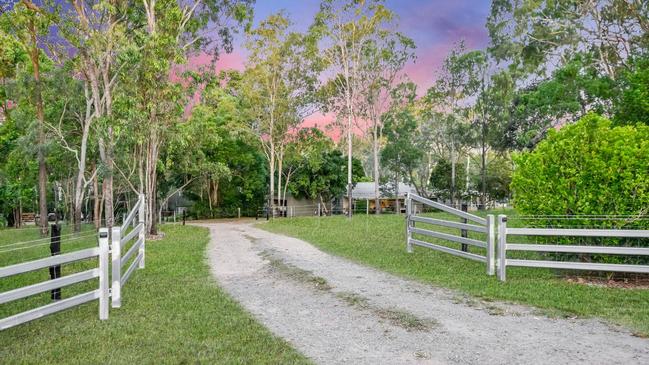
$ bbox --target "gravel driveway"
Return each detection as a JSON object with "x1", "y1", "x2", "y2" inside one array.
[{"x1": 197, "y1": 221, "x2": 649, "y2": 365}]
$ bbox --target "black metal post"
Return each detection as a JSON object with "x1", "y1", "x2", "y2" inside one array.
[
  {"x1": 461, "y1": 203, "x2": 468, "y2": 252},
  {"x1": 49, "y1": 223, "x2": 61, "y2": 300},
  {"x1": 182, "y1": 211, "x2": 186, "y2": 226}
]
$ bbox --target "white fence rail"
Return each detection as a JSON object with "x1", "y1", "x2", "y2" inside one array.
[
  {"x1": 112, "y1": 193, "x2": 146, "y2": 308},
  {"x1": 0, "y1": 229, "x2": 109, "y2": 331},
  {"x1": 0, "y1": 193, "x2": 147, "y2": 331},
  {"x1": 497, "y1": 215, "x2": 649, "y2": 281},
  {"x1": 405, "y1": 193, "x2": 496, "y2": 275}
]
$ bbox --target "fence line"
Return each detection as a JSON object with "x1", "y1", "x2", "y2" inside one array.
[
  {"x1": 496, "y1": 215, "x2": 649, "y2": 281},
  {"x1": 0, "y1": 234, "x2": 98, "y2": 254},
  {"x1": 405, "y1": 193, "x2": 496, "y2": 276},
  {"x1": 111, "y1": 194, "x2": 146, "y2": 308},
  {"x1": 0, "y1": 195, "x2": 147, "y2": 331},
  {"x1": 0, "y1": 229, "x2": 109, "y2": 331}
]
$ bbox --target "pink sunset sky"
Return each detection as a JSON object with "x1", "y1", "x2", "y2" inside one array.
[{"x1": 189, "y1": 0, "x2": 491, "y2": 134}]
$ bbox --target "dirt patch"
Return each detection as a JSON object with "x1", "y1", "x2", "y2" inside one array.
[
  {"x1": 336, "y1": 291, "x2": 438, "y2": 332},
  {"x1": 565, "y1": 275, "x2": 649, "y2": 289},
  {"x1": 262, "y1": 251, "x2": 332, "y2": 291}
]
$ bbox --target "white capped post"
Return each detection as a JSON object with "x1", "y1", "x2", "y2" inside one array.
[
  {"x1": 98, "y1": 228, "x2": 109, "y2": 320},
  {"x1": 138, "y1": 194, "x2": 146, "y2": 269},
  {"x1": 111, "y1": 226, "x2": 122, "y2": 308},
  {"x1": 486, "y1": 215, "x2": 495, "y2": 276},
  {"x1": 497, "y1": 214, "x2": 507, "y2": 282},
  {"x1": 406, "y1": 193, "x2": 413, "y2": 253}
]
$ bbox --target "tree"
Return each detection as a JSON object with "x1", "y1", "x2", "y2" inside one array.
[
  {"x1": 359, "y1": 22, "x2": 415, "y2": 214},
  {"x1": 242, "y1": 12, "x2": 319, "y2": 218},
  {"x1": 488, "y1": 0, "x2": 648, "y2": 80},
  {"x1": 122, "y1": 0, "x2": 253, "y2": 234},
  {"x1": 162, "y1": 80, "x2": 267, "y2": 218},
  {"x1": 615, "y1": 55, "x2": 649, "y2": 125},
  {"x1": 288, "y1": 146, "x2": 364, "y2": 215},
  {"x1": 424, "y1": 43, "x2": 485, "y2": 205},
  {"x1": 381, "y1": 88, "x2": 422, "y2": 213},
  {"x1": 487, "y1": 0, "x2": 649, "y2": 150},
  {"x1": 311, "y1": 0, "x2": 394, "y2": 217},
  {"x1": 4, "y1": 0, "x2": 56, "y2": 235}
]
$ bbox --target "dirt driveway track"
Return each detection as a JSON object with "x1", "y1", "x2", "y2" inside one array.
[{"x1": 196, "y1": 221, "x2": 649, "y2": 365}]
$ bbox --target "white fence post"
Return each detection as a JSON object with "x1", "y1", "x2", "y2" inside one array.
[
  {"x1": 406, "y1": 193, "x2": 413, "y2": 253},
  {"x1": 486, "y1": 215, "x2": 495, "y2": 276},
  {"x1": 139, "y1": 194, "x2": 146, "y2": 269},
  {"x1": 98, "y1": 228, "x2": 109, "y2": 320},
  {"x1": 497, "y1": 215, "x2": 507, "y2": 282},
  {"x1": 111, "y1": 226, "x2": 122, "y2": 308}
]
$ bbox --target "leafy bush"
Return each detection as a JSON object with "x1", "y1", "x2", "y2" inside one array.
[
  {"x1": 512, "y1": 113, "x2": 649, "y2": 216},
  {"x1": 511, "y1": 113, "x2": 649, "y2": 266}
]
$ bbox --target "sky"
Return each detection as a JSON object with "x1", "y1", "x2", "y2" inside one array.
[
  {"x1": 205, "y1": 0, "x2": 492, "y2": 132},
  {"x1": 212, "y1": 0, "x2": 492, "y2": 90}
]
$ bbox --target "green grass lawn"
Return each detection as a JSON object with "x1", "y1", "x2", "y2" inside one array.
[
  {"x1": 0, "y1": 225, "x2": 309, "y2": 364},
  {"x1": 260, "y1": 213, "x2": 649, "y2": 336}
]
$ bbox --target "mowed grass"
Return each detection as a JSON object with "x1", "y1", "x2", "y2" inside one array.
[
  {"x1": 260, "y1": 213, "x2": 649, "y2": 336},
  {"x1": 0, "y1": 225, "x2": 309, "y2": 364}
]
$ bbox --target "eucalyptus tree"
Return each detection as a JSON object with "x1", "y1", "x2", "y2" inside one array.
[
  {"x1": 381, "y1": 82, "x2": 422, "y2": 214},
  {"x1": 488, "y1": 0, "x2": 648, "y2": 80},
  {"x1": 487, "y1": 0, "x2": 649, "y2": 148},
  {"x1": 121, "y1": 0, "x2": 253, "y2": 234},
  {"x1": 310, "y1": 0, "x2": 394, "y2": 217},
  {"x1": 242, "y1": 12, "x2": 319, "y2": 217},
  {"x1": 360, "y1": 29, "x2": 415, "y2": 214},
  {"x1": 3, "y1": 0, "x2": 57, "y2": 235},
  {"x1": 424, "y1": 43, "x2": 486, "y2": 205}
]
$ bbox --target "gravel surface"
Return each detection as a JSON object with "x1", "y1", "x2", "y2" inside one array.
[{"x1": 197, "y1": 221, "x2": 649, "y2": 365}]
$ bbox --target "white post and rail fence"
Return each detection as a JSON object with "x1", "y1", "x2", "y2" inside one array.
[
  {"x1": 405, "y1": 192, "x2": 649, "y2": 281},
  {"x1": 0, "y1": 194, "x2": 146, "y2": 331}
]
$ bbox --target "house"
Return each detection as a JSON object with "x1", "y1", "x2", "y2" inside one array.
[
  {"x1": 342, "y1": 182, "x2": 416, "y2": 214},
  {"x1": 271, "y1": 182, "x2": 417, "y2": 217}
]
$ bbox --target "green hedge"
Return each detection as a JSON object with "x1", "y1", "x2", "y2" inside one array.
[{"x1": 511, "y1": 113, "x2": 649, "y2": 266}]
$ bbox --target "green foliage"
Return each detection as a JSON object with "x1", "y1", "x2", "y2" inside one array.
[
  {"x1": 287, "y1": 128, "x2": 364, "y2": 203},
  {"x1": 506, "y1": 55, "x2": 616, "y2": 148},
  {"x1": 615, "y1": 56, "x2": 649, "y2": 126},
  {"x1": 428, "y1": 159, "x2": 465, "y2": 200},
  {"x1": 163, "y1": 86, "x2": 267, "y2": 217},
  {"x1": 512, "y1": 113, "x2": 649, "y2": 217},
  {"x1": 512, "y1": 113, "x2": 649, "y2": 265},
  {"x1": 381, "y1": 96, "x2": 422, "y2": 183}
]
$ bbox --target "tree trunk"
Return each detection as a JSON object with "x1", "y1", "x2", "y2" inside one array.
[
  {"x1": 347, "y1": 113, "x2": 353, "y2": 218},
  {"x1": 28, "y1": 18, "x2": 48, "y2": 237},
  {"x1": 269, "y1": 138, "x2": 275, "y2": 218},
  {"x1": 450, "y1": 149, "x2": 456, "y2": 206},
  {"x1": 145, "y1": 126, "x2": 160, "y2": 235},
  {"x1": 395, "y1": 175, "x2": 400, "y2": 214},
  {"x1": 480, "y1": 132, "x2": 487, "y2": 210},
  {"x1": 373, "y1": 127, "x2": 380, "y2": 215},
  {"x1": 93, "y1": 166, "x2": 101, "y2": 229},
  {"x1": 99, "y1": 128, "x2": 115, "y2": 232},
  {"x1": 277, "y1": 149, "x2": 283, "y2": 217}
]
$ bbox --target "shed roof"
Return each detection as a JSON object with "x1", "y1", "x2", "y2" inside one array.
[{"x1": 351, "y1": 182, "x2": 415, "y2": 199}]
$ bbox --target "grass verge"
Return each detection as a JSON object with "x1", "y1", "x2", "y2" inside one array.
[
  {"x1": 260, "y1": 214, "x2": 649, "y2": 336},
  {"x1": 0, "y1": 225, "x2": 309, "y2": 364}
]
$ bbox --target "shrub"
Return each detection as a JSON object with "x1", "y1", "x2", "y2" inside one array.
[
  {"x1": 512, "y1": 113, "x2": 649, "y2": 217},
  {"x1": 511, "y1": 113, "x2": 649, "y2": 266}
]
